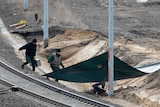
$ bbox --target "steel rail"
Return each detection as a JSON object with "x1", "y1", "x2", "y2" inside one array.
[
  {"x1": 0, "y1": 78, "x2": 70, "y2": 107},
  {"x1": 0, "y1": 60, "x2": 114, "y2": 107}
]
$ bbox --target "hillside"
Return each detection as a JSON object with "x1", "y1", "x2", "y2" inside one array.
[{"x1": 1, "y1": 0, "x2": 160, "y2": 107}]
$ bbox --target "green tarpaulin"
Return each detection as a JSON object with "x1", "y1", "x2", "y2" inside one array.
[{"x1": 44, "y1": 52, "x2": 146, "y2": 82}]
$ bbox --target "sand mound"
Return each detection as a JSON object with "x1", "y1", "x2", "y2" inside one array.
[{"x1": 39, "y1": 29, "x2": 107, "y2": 66}]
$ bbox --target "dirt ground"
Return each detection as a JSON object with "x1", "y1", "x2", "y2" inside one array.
[
  {"x1": 37, "y1": 29, "x2": 160, "y2": 107},
  {"x1": 1, "y1": 0, "x2": 160, "y2": 107}
]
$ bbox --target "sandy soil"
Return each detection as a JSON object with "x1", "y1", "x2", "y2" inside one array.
[
  {"x1": 38, "y1": 29, "x2": 160, "y2": 107},
  {"x1": 1, "y1": 0, "x2": 160, "y2": 107}
]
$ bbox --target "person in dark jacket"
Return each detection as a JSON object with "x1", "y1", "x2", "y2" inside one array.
[
  {"x1": 19, "y1": 39, "x2": 37, "y2": 71},
  {"x1": 92, "y1": 81, "x2": 106, "y2": 96},
  {"x1": 35, "y1": 13, "x2": 38, "y2": 22},
  {"x1": 48, "y1": 49, "x2": 65, "y2": 81}
]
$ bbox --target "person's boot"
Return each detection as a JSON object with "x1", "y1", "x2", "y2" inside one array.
[
  {"x1": 32, "y1": 66, "x2": 35, "y2": 71},
  {"x1": 47, "y1": 76, "x2": 49, "y2": 80},
  {"x1": 32, "y1": 68, "x2": 35, "y2": 71},
  {"x1": 21, "y1": 64, "x2": 24, "y2": 69}
]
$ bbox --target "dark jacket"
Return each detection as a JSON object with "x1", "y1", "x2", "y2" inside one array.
[{"x1": 19, "y1": 42, "x2": 37, "y2": 57}]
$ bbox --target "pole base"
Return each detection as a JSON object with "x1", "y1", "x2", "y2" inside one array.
[{"x1": 44, "y1": 39, "x2": 48, "y2": 49}]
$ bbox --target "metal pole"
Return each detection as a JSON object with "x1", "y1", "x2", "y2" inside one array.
[
  {"x1": 43, "y1": 0, "x2": 48, "y2": 48},
  {"x1": 108, "y1": 0, "x2": 114, "y2": 95},
  {"x1": 23, "y1": 0, "x2": 28, "y2": 11}
]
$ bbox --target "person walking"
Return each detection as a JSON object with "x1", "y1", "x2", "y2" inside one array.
[
  {"x1": 35, "y1": 13, "x2": 38, "y2": 22},
  {"x1": 48, "y1": 49, "x2": 65, "y2": 81},
  {"x1": 19, "y1": 39, "x2": 37, "y2": 71}
]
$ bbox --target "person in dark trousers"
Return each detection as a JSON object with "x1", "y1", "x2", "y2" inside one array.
[
  {"x1": 35, "y1": 13, "x2": 38, "y2": 22},
  {"x1": 48, "y1": 49, "x2": 65, "y2": 81},
  {"x1": 92, "y1": 81, "x2": 106, "y2": 96},
  {"x1": 92, "y1": 81, "x2": 105, "y2": 89},
  {"x1": 19, "y1": 39, "x2": 37, "y2": 71}
]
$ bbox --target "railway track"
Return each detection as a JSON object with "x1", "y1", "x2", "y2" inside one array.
[
  {"x1": 0, "y1": 78, "x2": 70, "y2": 107},
  {"x1": 0, "y1": 60, "x2": 115, "y2": 107}
]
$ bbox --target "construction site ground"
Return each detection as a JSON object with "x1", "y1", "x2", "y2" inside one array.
[{"x1": 0, "y1": 0, "x2": 160, "y2": 107}]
